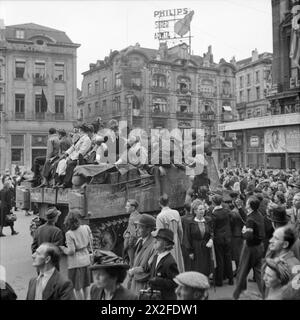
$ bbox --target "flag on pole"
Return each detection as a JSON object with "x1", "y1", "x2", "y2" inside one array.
[
  {"x1": 290, "y1": 2, "x2": 300, "y2": 69},
  {"x1": 174, "y1": 10, "x2": 194, "y2": 37},
  {"x1": 41, "y1": 89, "x2": 47, "y2": 112}
]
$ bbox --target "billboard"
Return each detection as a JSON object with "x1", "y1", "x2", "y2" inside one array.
[{"x1": 264, "y1": 127, "x2": 300, "y2": 153}]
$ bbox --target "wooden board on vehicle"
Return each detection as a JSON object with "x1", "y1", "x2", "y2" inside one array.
[
  {"x1": 43, "y1": 188, "x2": 57, "y2": 204},
  {"x1": 30, "y1": 188, "x2": 44, "y2": 203},
  {"x1": 57, "y1": 188, "x2": 70, "y2": 204}
]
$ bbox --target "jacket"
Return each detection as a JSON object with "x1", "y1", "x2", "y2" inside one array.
[
  {"x1": 147, "y1": 252, "x2": 179, "y2": 300},
  {"x1": 31, "y1": 222, "x2": 64, "y2": 254},
  {"x1": 129, "y1": 235, "x2": 155, "y2": 295},
  {"x1": 243, "y1": 210, "x2": 265, "y2": 247},
  {"x1": 46, "y1": 134, "x2": 60, "y2": 160},
  {"x1": 59, "y1": 136, "x2": 72, "y2": 154},
  {"x1": 26, "y1": 269, "x2": 75, "y2": 300},
  {"x1": 211, "y1": 207, "x2": 232, "y2": 242},
  {"x1": 66, "y1": 134, "x2": 91, "y2": 161}
]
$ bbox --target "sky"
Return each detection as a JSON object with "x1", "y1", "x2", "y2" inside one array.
[{"x1": 0, "y1": 0, "x2": 273, "y2": 88}]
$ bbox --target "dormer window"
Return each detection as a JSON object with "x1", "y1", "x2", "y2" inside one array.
[
  {"x1": 36, "y1": 39, "x2": 44, "y2": 45},
  {"x1": 16, "y1": 30, "x2": 24, "y2": 39}
]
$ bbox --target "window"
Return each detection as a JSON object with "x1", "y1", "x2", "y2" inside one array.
[
  {"x1": 177, "y1": 76, "x2": 191, "y2": 93},
  {"x1": 247, "y1": 109, "x2": 252, "y2": 118},
  {"x1": 95, "y1": 80, "x2": 99, "y2": 93},
  {"x1": 102, "y1": 100, "x2": 107, "y2": 112},
  {"x1": 255, "y1": 107, "x2": 262, "y2": 117},
  {"x1": 152, "y1": 74, "x2": 166, "y2": 88},
  {"x1": 54, "y1": 63, "x2": 64, "y2": 81},
  {"x1": 88, "y1": 104, "x2": 91, "y2": 114},
  {"x1": 95, "y1": 101, "x2": 100, "y2": 115},
  {"x1": 55, "y1": 96, "x2": 64, "y2": 119},
  {"x1": 247, "y1": 74, "x2": 251, "y2": 86},
  {"x1": 256, "y1": 71, "x2": 260, "y2": 83},
  {"x1": 247, "y1": 89, "x2": 251, "y2": 102},
  {"x1": 11, "y1": 135, "x2": 24, "y2": 165},
  {"x1": 256, "y1": 86, "x2": 260, "y2": 100},
  {"x1": 239, "y1": 91, "x2": 243, "y2": 102},
  {"x1": 35, "y1": 95, "x2": 46, "y2": 119},
  {"x1": 239, "y1": 76, "x2": 243, "y2": 88},
  {"x1": 31, "y1": 135, "x2": 47, "y2": 165},
  {"x1": 88, "y1": 83, "x2": 92, "y2": 95},
  {"x1": 34, "y1": 62, "x2": 45, "y2": 79},
  {"x1": 16, "y1": 30, "x2": 24, "y2": 39},
  {"x1": 15, "y1": 94, "x2": 25, "y2": 119},
  {"x1": 152, "y1": 97, "x2": 167, "y2": 113},
  {"x1": 131, "y1": 77, "x2": 141, "y2": 88},
  {"x1": 115, "y1": 73, "x2": 121, "y2": 89},
  {"x1": 15, "y1": 61, "x2": 25, "y2": 78},
  {"x1": 178, "y1": 99, "x2": 190, "y2": 113},
  {"x1": 102, "y1": 77, "x2": 107, "y2": 91},
  {"x1": 222, "y1": 81, "x2": 230, "y2": 95},
  {"x1": 113, "y1": 96, "x2": 121, "y2": 113}
]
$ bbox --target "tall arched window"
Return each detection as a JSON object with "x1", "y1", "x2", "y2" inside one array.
[
  {"x1": 152, "y1": 74, "x2": 166, "y2": 88},
  {"x1": 222, "y1": 81, "x2": 231, "y2": 95},
  {"x1": 152, "y1": 97, "x2": 167, "y2": 113}
]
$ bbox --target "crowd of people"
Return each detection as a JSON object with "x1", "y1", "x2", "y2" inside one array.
[{"x1": 1, "y1": 120, "x2": 300, "y2": 300}]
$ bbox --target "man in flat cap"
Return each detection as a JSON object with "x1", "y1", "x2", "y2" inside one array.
[
  {"x1": 31, "y1": 207, "x2": 64, "y2": 255},
  {"x1": 174, "y1": 271, "x2": 210, "y2": 300},
  {"x1": 127, "y1": 214, "x2": 156, "y2": 296}
]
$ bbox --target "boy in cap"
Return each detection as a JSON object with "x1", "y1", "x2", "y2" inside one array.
[
  {"x1": 31, "y1": 207, "x2": 64, "y2": 255},
  {"x1": 174, "y1": 271, "x2": 210, "y2": 300},
  {"x1": 146, "y1": 228, "x2": 179, "y2": 300}
]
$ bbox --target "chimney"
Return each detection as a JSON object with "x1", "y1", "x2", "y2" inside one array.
[
  {"x1": 251, "y1": 48, "x2": 259, "y2": 62},
  {"x1": 230, "y1": 56, "x2": 236, "y2": 66},
  {"x1": 159, "y1": 42, "x2": 168, "y2": 59}
]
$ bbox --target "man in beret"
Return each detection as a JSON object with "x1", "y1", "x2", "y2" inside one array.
[
  {"x1": 127, "y1": 214, "x2": 156, "y2": 295},
  {"x1": 31, "y1": 207, "x2": 64, "y2": 255},
  {"x1": 174, "y1": 271, "x2": 210, "y2": 300}
]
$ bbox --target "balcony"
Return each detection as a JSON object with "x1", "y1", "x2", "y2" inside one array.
[
  {"x1": 35, "y1": 112, "x2": 45, "y2": 120},
  {"x1": 15, "y1": 112, "x2": 25, "y2": 120},
  {"x1": 33, "y1": 76, "x2": 46, "y2": 86},
  {"x1": 151, "y1": 86, "x2": 169, "y2": 94},
  {"x1": 221, "y1": 113, "x2": 234, "y2": 122},
  {"x1": 220, "y1": 93, "x2": 233, "y2": 99},
  {"x1": 176, "y1": 111, "x2": 193, "y2": 119},
  {"x1": 176, "y1": 88, "x2": 192, "y2": 96},
  {"x1": 55, "y1": 113, "x2": 65, "y2": 120},
  {"x1": 198, "y1": 91, "x2": 216, "y2": 98},
  {"x1": 151, "y1": 109, "x2": 170, "y2": 118},
  {"x1": 199, "y1": 112, "x2": 216, "y2": 122}
]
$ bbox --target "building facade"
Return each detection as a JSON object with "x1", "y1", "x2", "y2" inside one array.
[
  {"x1": 78, "y1": 42, "x2": 237, "y2": 168},
  {"x1": 0, "y1": 22, "x2": 80, "y2": 172},
  {"x1": 219, "y1": 0, "x2": 300, "y2": 170}
]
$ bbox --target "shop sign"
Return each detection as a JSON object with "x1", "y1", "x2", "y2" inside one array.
[
  {"x1": 250, "y1": 136, "x2": 259, "y2": 147},
  {"x1": 224, "y1": 141, "x2": 233, "y2": 148}
]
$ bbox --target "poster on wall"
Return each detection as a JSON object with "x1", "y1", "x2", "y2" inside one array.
[
  {"x1": 285, "y1": 127, "x2": 300, "y2": 153},
  {"x1": 264, "y1": 127, "x2": 300, "y2": 153},
  {"x1": 264, "y1": 129, "x2": 287, "y2": 153}
]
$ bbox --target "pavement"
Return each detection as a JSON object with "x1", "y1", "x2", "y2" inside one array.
[{"x1": 0, "y1": 210, "x2": 258, "y2": 300}]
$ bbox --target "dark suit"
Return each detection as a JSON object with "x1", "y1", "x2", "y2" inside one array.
[
  {"x1": 211, "y1": 207, "x2": 233, "y2": 285},
  {"x1": 26, "y1": 269, "x2": 75, "y2": 300},
  {"x1": 233, "y1": 209, "x2": 265, "y2": 300},
  {"x1": 147, "y1": 252, "x2": 179, "y2": 300},
  {"x1": 31, "y1": 222, "x2": 64, "y2": 254},
  {"x1": 90, "y1": 284, "x2": 138, "y2": 300}
]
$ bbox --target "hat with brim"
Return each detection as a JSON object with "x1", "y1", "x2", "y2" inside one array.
[
  {"x1": 151, "y1": 228, "x2": 174, "y2": 245},
  {"x1": 135, "y1": 214, "x2": 156, "y2": 228},
  {"x1": 89, "y1": 250, "x2": 129, "y2": 271},
  {"x1": 267, "y1": 207, "x2": 289, "y2": 224},
  {"x1": 46, "y1": 207, "x2": 61, "y2": 220}
]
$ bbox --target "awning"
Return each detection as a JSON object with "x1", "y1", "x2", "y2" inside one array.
[{"x1": 222, "y1": 106, "x2": 232, "y2": 112}]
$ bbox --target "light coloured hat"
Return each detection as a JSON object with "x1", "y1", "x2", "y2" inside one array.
[{"x1": 174, "y1": 271, "x2": 210, "y2": 290}]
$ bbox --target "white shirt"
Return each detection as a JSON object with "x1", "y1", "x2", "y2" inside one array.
[
  {"x1": 35, "y1": 267, "x2": 55, "y2": 299},
  {"x1": 155, "y1": 251, "x2": 170, "y2": 268}
]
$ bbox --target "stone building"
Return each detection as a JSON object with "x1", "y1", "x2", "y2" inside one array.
[
  {"x1": 219, "y1": 0, "x2": 300, "y2": 169},
  {"x1": 78, "y1": 42, "x2": 237, "y2": 167},
  {"x1": 0, "y1": 22, "x2": 80, "y2": 172}
]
